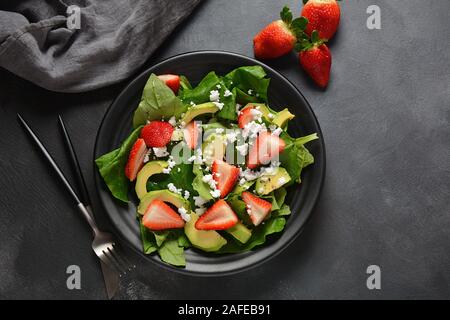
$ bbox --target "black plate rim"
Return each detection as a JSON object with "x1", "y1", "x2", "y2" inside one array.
[{"x1": 93, "y1": 50, "x2": 326, "y2": 277}]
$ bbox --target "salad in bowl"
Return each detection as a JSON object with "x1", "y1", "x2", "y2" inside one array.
[{"x1": 96, "y1": 66, "x2": 318, "y2": 267}]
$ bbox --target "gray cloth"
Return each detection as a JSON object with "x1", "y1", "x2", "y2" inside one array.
[{"x1": 0, "y1": 0, "x2": 202, "y2": 92}]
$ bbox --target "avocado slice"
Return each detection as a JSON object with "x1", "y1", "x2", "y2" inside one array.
[
  {"x1": 185, "y1": 213, "x2": 227, "y2": 252},
  {"x1": 255, "y1": 167, "x2": 291, "y2": 195},
  {"x1": 230, "y1": 180, "x2": 255, "y2": 196},
  {"x1": 138, "y1": 189, "x2": 190, "y2": 215},
  {"x1": 202, "y1": 133, "x2": 226, "y2": 165},
  {"x1": 272, "y1": 108, "x2": 295, "y2": 128},
  {"x1": 225, "y1": 222, "x2": 252, "y2": 244},
  {"x1": 181, "y1": 102, "x2": 219, "y2": 124},
  {"x1": 135, "y1": 161, "x2": 168, "y2": 199}
]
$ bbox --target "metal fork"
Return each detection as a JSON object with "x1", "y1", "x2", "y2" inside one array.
[{"x1": 17, "y1": 114, "x2": 134, "y2": 277}]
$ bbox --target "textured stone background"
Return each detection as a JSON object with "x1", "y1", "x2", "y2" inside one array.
[{"x1": 0, "y1": 0, "x2": 449, "y2": 299}]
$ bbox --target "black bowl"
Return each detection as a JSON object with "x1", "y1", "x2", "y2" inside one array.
[{"x1": 94, "y1": 51, "x2": 326, "y2": 276}]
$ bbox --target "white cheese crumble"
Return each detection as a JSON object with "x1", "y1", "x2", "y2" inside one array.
[
  {"x1": 195, "y1": 207, "x2": 206, "y2": 215},
  {"x1": 236, "y1": 143, "x2": 248, "y2": 156},
  {"x1": 216, "y1": 84, "x2": 221, "y2": 89},
  {"x1": 153, "y1": 147, "x2": 169, "y2": 157},
  {"x1": 247, "y1": 89, "x2": 253, "y2": 95},
  {"x1": 242, "y1": 121, "x2": 267, "y2": 139},
  {"x1": 278, "y1": 177, "x2": 287, "y2": 185},
  {"x1": 235, "y1": 103, "x2": 242, "y2": 113},
  {"x1": 268, "y1": 113, "x2": 275, "y2": 119},
  {"x1": 210, "y1": 189, "x2": 221, "y2": 198},
  {"x1": 239, "y1": 178, "x2": 247, "y2": 185},
  {"x1": 187, "y1": 155, "x2": 197, "y2": 163},
  {"x1": 215, "y1": 128, "x2": 225, "y2": 134},
  {"x1": 209, "y1": 90, "x2": 220, "y2": 102},
  {"x1": 226, "y1": 131, "x2": 238, "y2": 143},
  {"x1": 194, "y1": 195, "x2": 208, "y2": 207},
  {"x1": 184, "y1": 190, "x2": 190, "y2": 200},
  {"x1": 178, "y1": 207, "x2": 191, "y2": 222},
  {"x1": 223, "y1": 89, "x2": 232, "y2": 97},
  {"x1": 272, "y1": 127, "x2": 282, "y2": 136},
  {"x1": 212, "y1": 101, "x2": 224, "y2": 110},
  {"x1": 202, "y1": 174, "x2": 217, "y2": 189},
  {"x1": 168, "y1": 116, "x2": 176, "y2": 126},
  {"x1": 167, "y1": 183, "x2": 182, "y2": 195}
]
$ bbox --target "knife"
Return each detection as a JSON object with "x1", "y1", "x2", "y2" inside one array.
[{"x1": 58, "y1": 116, "x2": 120, "y2": 299}]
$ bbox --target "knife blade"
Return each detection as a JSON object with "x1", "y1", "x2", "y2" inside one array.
[{"x1": 86, "y1": 206, "x2": 119, "y2": 299}]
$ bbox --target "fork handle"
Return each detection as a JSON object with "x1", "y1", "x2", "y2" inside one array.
[{"x1": 77, "y1": 203, "x2": 99, "y2": 235}]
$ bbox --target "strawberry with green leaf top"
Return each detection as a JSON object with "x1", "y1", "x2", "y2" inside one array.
[
  {"x1": 301, "y1": 0, "x2": 341, "y2": 41},
  {"x1": 253, "y1": 6, "x2": 308, "y2": 59},
  {"x1": 296, "y1": 30, "x2": 332, "y2": 88}
]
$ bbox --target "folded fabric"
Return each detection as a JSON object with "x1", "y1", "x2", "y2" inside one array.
[{"x1": 0, "y1": 0, "x2": 202, "y2": 93}]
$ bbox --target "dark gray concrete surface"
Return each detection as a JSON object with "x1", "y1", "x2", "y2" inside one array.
[{"x1": 0, "y1": 0, "x2": 449, "y2": 299}]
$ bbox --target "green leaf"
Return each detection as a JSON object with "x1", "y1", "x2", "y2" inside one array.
[
  {"x1": 132, "y1": 74, "x2": 186, "y2": 128},
  {"x1": 279, "y1": 142, "x2": 315, "y2": 184},
  {"x1": 192, "y1": 164, "x2": 214, "y2": 201},
  {"x1": 158, "y1": 238, "x2": 186, "y2": 267},
  {"x1": 153, "y1": 231, "x2": 169, "y2": 247},
  {"x1": 273, "y1": 204, "x2": 291, "y2": 217},
  {"x1": 95, "y1": 126, "x2": 143, "y2": 203},
  {"x1": 177, "y1": 233, "x2": 191, "y2": 248},
  {"x1": 280, "y1": 6, "x2": 292, "y2": 25},
  {"x1": 224, "y1": 66, "x2": 270, "y2": 102},
  {"x1": 294, "y1": 133, "x2": 318, "y2": 146},
  {"x1": 216, "y1": 82, "x2": 237, "y2": 121},
  {"x1": 291, "y1": 17, "x2": 308, "y2": 32},
  {"x1": 180, "y1": 71, "x2": 221, "y2": 104},
  {"x1": 178, "y1": 75, "x2": 192, "y2": 95},
  {"x1": 139, "y1": 220, "x2": 158, "y2": 254},
  {"x1": 216, "y1": 217, "x2": 287, "y2": 253}
]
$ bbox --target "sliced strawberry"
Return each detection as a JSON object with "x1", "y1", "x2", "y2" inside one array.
[
  {"x1": 195, "y1": 199, "x2": 238, "y2": 230},
  {"x1": 141, "y1": 121, "x2": 174, "y2": 148},
  {"x1": 247, "y1": 132, "x2": 286, "y2": 169},
  {"x1": 242, "y1": 192, "x2": 272, "y2": 226},
  {"x1": 238, "y1": 106, "x2": 259, "y2": 129},
  {"x1": 212, "y1": 160, "x2": 240, "y2": 198},
  {"x1": 158, "y1": 74, "x2": 181, "y2": 93},
  {"x1": 183, "y1": 121, "x2": 199, "y2": 149},
  {"x1": 142, "y1": 199, "x2": 185, "y2": 230},
  {"x1": 125, "y1": 138, "x2": 147, "y2": 181}
]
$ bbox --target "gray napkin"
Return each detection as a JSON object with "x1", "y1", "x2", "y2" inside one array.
[{"x1": 0, "y1": 0, "x2": 202, "y2": 93}]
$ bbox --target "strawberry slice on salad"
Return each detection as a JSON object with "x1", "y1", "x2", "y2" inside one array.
[
  {"x1": 242, "y1": 191, "x2": 272, "y2": 226},
  {"x1": 247, "y1": 131, "x2": 286, "y2": 169},
  {"x1": 158, "y1": 74, "x2": 181, "y2": 94},
  {"x1": 212, "y1": 160, "x2": 240, "y2": 198},
  {"x1": 238, "y1": 105, "x2": 262, "y2": 129},
  {"x1": 142, "y1": 199, "x2": 185, "y2": 230},
  {"x1": 183, "y1": 121, "x2": 199, "y2": 149},
  {"x1": 195, "y1": 199, "x2": 238, "y2": 230},
  {"x1": 141, "y1": 121, "x2": 174, "y2": 148},
  {"x1": 125, "y1": 138, "x2": 148, "y2": 181}
]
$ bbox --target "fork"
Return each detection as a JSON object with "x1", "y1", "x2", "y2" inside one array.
[{"x1": 17, "y1": 114, "x2": 134, "y2": 277}]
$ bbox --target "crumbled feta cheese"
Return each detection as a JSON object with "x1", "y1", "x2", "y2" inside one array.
[
  {"x1": 212, "y1": 101, "x2": 224, "y2": 110},
  {"x1": 168, "y1": 116, "x2": 176, "y2": 126},
  {"x1": 181, "y1": 121, "x2": 186, "y2": 126},
  {"x1": 241, "y1": 168, "x2": 260, "y2": 181},
  {"x1": 153, "y1": 147, "x2": 169, "y2": 157},
  {"x1": 190, "y1": 101, "x2": 196, "y2": 106},
  {"x1": 177, "y1": 167, "x2": 181, "y2": 172},
  {"x1": 272, "y1": 127, "x2": 282, "y2": 136},
  {"x1": 215, "y1": 128, "x2": 225, "y2": 134},
  {"x1": 210, "y1": 189, "x2": 221, "y2": 198},
  {"x1": 247, "y1": 89, "x2": 253, "y2": 95},
  {"x1": 258, "y1": 188, "x2": 264, "y2": 194},
  {"x1": 269, "y1": 124, "x2": 277, "y2": 131},
  {"x1": 209, "y1": 90, "x2": 220, "y2": 102},
  {"x1": 162, "y1": 168, "x2": 171, "y2": 174},
  {"x1": 239, "y1": 178, "x2": 246, "y2": 185},
  {"x1": 242, "y1": 121, "x2": 267, "y2": 139},
  {"x1": 236, "y1": 143, "x2": 248, "y2": 156},
  {"x1": 187, "y1": 155, "x2": 196, "y2": 163},
  {"x1": 184, "y1": 190, "x2": 190, "y2": 199},
  {"x1": 224, "y1": 89, "x2": 232, "y2": 97},
  {"x1": 202, "y1": 174, "x2": 217, "y2": 189},
  {"x1": 194, "y1": 196, "x2": 208, "y2": 207},
  {"x1": 260, "y1": 176, "x2": 269, "y2": 182},
  {"x1": 268, "y1": 113, "x2": 275, "y2": 119},
  {"x1": 226, "y1": 131, "x2": 238, "y2": 143},
  {"x1": 235, "y1": 103, "x2": 242, "y2": 113},
  {"x1": 278, "y1": 177, "x2": 287, "y2": 185},
  {"x1": 216, "y1": 84, "x2": 221, "y2": 89},
  {"x1": 167, "y1": 183, "x2": 182, "y2": 195},
  {"x1": 178, "y1": 207, "x2": 191, "y2": 222}
]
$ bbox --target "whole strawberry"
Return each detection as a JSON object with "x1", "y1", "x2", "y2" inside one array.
[
  {"x1": 254, "y1": 6, "x2": 308, "y2": 59},
  {"x1": 301, "y1": 0, "x2": 341, "y2": 41},
  {"x1": 297, "y1": 31, "x2": 332, "y2": 88}
]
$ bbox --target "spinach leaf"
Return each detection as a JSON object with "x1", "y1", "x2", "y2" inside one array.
[
  {"x1": 273, "y1": 204, "x2": 291, "y2": 217},
  {"x1": 192, "y1": 164, "x2": 214, "y2": 201},
  {"x1": 216, "y1": 83, "x2": 237, "y2": 121},
  {"x1": 158, "y1": 237, "x2": 186, "y2": 267},
  {"x1": 153, "y1": 231, "x2": 169, "y2": 247},
  {"x1": 224, "y1": 66, "x2": 270, "y2": 102},
  {"x1": 133, "y1": 74, "x2": 186, "y2": 128},
  {"x1": 216, "y1": 216, "x2": 286, "y2": 253},
  {"x1": 95, "y1": 126, "x2": 143, "y2": 203},
  {"x1": 139, "y1": 220, "x2": 158, "y2": 254},
  {"x1": 180, "y1": 71, "x2": 221, "y2": 104},
  {"x1": 279, "y1": 143, "x2": 314, "y2": 184}
]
